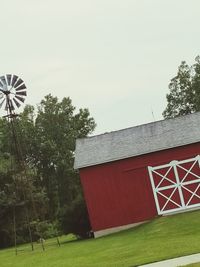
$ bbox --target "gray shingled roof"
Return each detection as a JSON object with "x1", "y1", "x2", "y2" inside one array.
[{"x1": 74, "y1": 112, "x2": 200, "y2": 169}]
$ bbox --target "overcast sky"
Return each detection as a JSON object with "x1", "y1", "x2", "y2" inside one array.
[{"x1": 0, "y1": 0, "x2": 200, "y2": 134}]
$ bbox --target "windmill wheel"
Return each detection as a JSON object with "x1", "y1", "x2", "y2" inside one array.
[{"x1": 0, "y1": 74, "x2": 27, "y2": 111}]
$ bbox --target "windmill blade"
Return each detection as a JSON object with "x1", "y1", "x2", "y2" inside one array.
[
  {"x1": 0, "y1": 92, "x2": 4, "y2": 99},
  {"x1": 0, "y1": 98, "x2": 5, "y2": 109},
  {"x1": 11, "y1": 75, "x2": 18, "y2": 87},
  {"x1": 15, "y1": 95, "x2": 25, "y2": 103},
  {"x1": 6, "y1": 74, "x2": 12, "y2": 86},
  {"x1": 13, "y1": 97, "x2": 21, "y2": 108},
  {"x1": 14, "y1": 78, "x2": 24, "y2": 88},
  {"x1": 0, "y1": 79, "x2": 4, "y2": 88},
  {"x1": 15, "y1": 83, "x2": 26, "y2": 91},
  {"x1": 0, "y1": 76, "x2": 7, "y2": 86},
  {"x1": 16, "y1": 91, "x2": 27, "y2": 96}
]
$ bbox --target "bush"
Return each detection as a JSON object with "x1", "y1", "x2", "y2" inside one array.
[{"x1": 32, "y1": 220, "x2": 60, "y2": 240}]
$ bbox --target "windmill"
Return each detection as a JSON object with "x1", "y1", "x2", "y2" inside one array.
[
  {"x1": 0, "y1": 75, "x2": 61, "y2": 253},
  {"x1": 0, "y1": 74, "x2": 35, "y2": 254}
]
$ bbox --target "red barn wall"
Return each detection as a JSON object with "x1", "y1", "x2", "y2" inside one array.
[{"x1": 79, "y1": 143, "x2": 200, "y2": 232}]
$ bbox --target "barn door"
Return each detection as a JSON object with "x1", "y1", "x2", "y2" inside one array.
[{"x1": 148, "y1": 155, "x2": 200, "y2": 215}]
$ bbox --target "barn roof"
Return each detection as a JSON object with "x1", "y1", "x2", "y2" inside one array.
[{"x1": 74, "y1": 112, "x2": 200, "y2": 169}]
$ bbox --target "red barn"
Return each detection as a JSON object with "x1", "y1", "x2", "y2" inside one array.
[{"x1": 74, "y1": 113, "x2": 200, "y2": 237}]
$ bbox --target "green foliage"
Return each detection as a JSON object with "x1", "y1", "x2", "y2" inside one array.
[
  {"x1": 29, "y1": 94, "x2": 96, "y2": 226},
  {"x1": 0, "y1": 94, "x2": 96, "y2": 247},
  {"x1": 0, "y1": 164, "x2": 48, "y2": 248},
  {"x1": 163, "y1": 56, "x2": 200, "y2": 118},
  {"x1": 33, "y1": 220, "x2": 60, "y2": 239}
]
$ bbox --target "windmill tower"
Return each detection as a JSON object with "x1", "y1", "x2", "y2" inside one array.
[
  {"x1": 0, "y1": 74, "x2": 35, "y2": 253},
  {"x1": 0, "y1": 75, "x2": 61, "y2": 253}
]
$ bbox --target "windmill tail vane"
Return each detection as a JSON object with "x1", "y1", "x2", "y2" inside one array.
[{"x1": 0, "y1": 74, "x2": 27, "y2": 117}]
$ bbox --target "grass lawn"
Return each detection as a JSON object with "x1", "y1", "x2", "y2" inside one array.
[
  {"x1": 1, "y1": 210, "x2": 200, "y2": 267},
  {"x1": 181, "y1": 264, "x2": 200, "y2": 267}
]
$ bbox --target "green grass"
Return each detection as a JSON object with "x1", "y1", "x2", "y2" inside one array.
[
  {"x1": 181, "y1": 264, "x2": 200, "y2": 267},
  {"x1": 1, "y1": 210, "x2": 200, "y2": 267}
]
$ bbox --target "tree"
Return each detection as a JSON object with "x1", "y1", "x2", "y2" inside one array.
[
  {"x1": 163, "y1": 56, "x2": 200, "y2": 118},
  {"x1": 19, "y1": 94, "x2": 96, "y2": 237}
]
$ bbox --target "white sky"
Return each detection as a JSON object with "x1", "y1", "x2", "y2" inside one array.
[{"x1": 0, "y1": 0, "x2": 200, "y2": 134}]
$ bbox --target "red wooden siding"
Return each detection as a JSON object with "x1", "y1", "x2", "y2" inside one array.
[{"x1": 79, "y1": 142, "x2": 200, "y2": 232}]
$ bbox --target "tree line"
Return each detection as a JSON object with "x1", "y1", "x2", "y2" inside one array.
[{"x1": 0, "y1": 94, "x2": 96, "y2": 248}]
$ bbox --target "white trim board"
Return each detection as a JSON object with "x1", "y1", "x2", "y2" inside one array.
[{"x1": 93, "y1": 221, "x2": 148, "y2": 238}]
